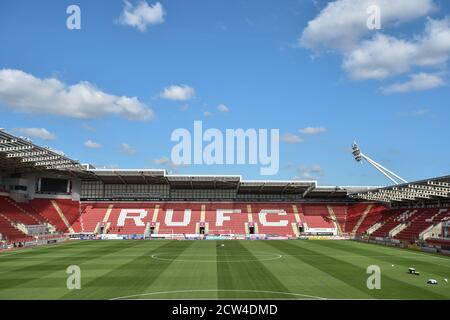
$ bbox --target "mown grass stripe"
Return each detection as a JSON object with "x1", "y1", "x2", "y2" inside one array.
[
  {"x1": 0, "y1": 240, "x2": 92, "y2": 262},
  {"x1": 269, "y1": 241, "x2": 446, "y2": 299},
  {"x1": 216, "y1": 240, "x2": 292, "y2": 299},
  {"x1": 316, "y1": 240, "x2": 450, "y2": 267},
  {"x1": 244, "y1": 240, "x2": 363, "y2": 299},
  {"x1": 135, "y1": 240, "x2": 220, "y2": 299},
  {"x1": 1, "y1": 240, "x2": 449, "y2": 300},
  {"x1": 64, "y1": 240, "x2": 193, "y2": 299},
  {"x1": 310, "y1": 240, "x2": 450, "y2": 274},
  {"x1": 0, "y1": 241, "x2": 142, "y2": 291}
]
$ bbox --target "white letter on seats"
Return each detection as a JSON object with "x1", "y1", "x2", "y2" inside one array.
[
  {"x1": 117, "y1": 209, "x2": 147, "y2": 227},
  {"x1": 259, "y1": 209, "x2": 288, "y2": 227},
  {"x1": 165, "y1": 209, "x2": 191, "y2": 226},
  {"x1": 216, "y1": 209, "x2": 241, "y2": 227}
]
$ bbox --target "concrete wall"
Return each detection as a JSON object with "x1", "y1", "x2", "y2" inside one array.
[{"x1": 0, "y1": 171, "x2": 80, "y2": 201}]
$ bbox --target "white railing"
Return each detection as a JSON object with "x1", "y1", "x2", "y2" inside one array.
[
  {"x1": 389, "y1": 223, "x2": 407, "y2": 237},
  {"x1": 367, "y1": 222, "x2": 382, "y2": 235}
]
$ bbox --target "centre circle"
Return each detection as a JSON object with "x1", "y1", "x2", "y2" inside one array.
[{"x1": 150, "y1": 251, "x2": 282, "y2": 263}]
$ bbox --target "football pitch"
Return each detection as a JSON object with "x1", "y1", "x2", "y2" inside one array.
[{"x1": 0, "y1": 240, "x2": 449, "y2": 300}]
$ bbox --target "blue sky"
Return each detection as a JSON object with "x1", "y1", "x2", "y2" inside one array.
[{"x1": 0, "y1": 0, "x2": 449, "y2": 186}]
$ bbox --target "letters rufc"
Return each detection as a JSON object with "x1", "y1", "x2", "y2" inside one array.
[{"x1": 117, "y1": 208, "x2": 289, "y2": 227}]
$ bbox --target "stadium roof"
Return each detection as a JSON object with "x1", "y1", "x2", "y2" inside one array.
[
  {"x1": 85, "y1": 169, "x2": 316, "y2": 193},
  {"x1": 0, "y1": 129, "x2": 83, "y2": 172},
  {"x1": 83, "y1": 169, "x2": 377, "y2": 198},
  {"x1": 350, "y1": 175, "x2": 450, "y2": 203}
]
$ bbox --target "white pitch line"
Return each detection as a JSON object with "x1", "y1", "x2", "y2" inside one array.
[
  {"x1": 0, "y1": 241, "x2": 86, "y2": 258},
  {"x1": 110, "y1": 289, "x2": 326, "y2": 300},
  {"x1": 150, "y1": 251, "x2": 283, "y2": 263}
]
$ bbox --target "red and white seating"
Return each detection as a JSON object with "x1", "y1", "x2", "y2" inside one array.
[
  {"x1": 72, "y1": 204, "x2": 107, "y2": 233},
  {"x1": 0, "y1": 214, "x2": 33, "y2": 243},
  {"x1": 247, "y1": 203, "x2": 296, "y2": 236},
  {"x1": 29, "y1": 199, "x2": 66, "y2": 231},
  {"x1": 29, "y1": 199, "x2": 80, "y2": 233},
  {"x1": 395, "y1": 209, "x2": 436, "y2": 242},
  {"x1": 369, "y1": 209, "x2": 407, "y2": 238},
  {"x1": 426, "y1": 237, "x2": 450, "y2": 248},
  {"x1": 343, "y1": 204, "x2": 364, "y2": 233},
  {"x1": 205, "y1": 203, "x2": 247, "y2": 234},
  {"x1": 77, "y1": 202, "x2": 338, "y2": 236},
  {"x1": 300, "y1": 204, "x2": 335, "y2": 230},
  {"x1": 1, "y1": 195, "x2": 448, "y2": 243},
  {"x1": 353, "y1": 205, "x2": 385, "y2": 234},
  {"x1": 56, "y1": 199, "x2": 80, "y2": 228},
  {"x1": 106, "y1": 206, "x2": 149, "y2": 235},
  {"x1": 331, "y1": 205, "x2": 348, "y2": 233},
  {"x1": 0, "y1": 196, "x2": 42, "y2": 225},
  {"x1": 157, "y1": 202, "x2": 202, "y2": 234}
]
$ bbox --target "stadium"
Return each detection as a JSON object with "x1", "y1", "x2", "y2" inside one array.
[
  {"x1": 0, "y1": 129, "x2": 449, "y2": 300},
  {"x1": 1, "y1": 0, "x2": 450, "y2": 307}
]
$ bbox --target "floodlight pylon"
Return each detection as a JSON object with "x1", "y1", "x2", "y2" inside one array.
[{"x1": 352, "y1": 142, "x2": 407, "y2": 185}]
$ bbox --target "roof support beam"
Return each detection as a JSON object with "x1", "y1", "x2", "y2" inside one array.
[
  {"x1": 302, "y1": 184, "x2": 315, "y2": 198},
  {"x1": 140, "y1": 172, "x2": 150, "y2": 184},
  {"x1": 281, "y1": 183, "x2": 291, "y2": 194},
  {"x1": 35, "y1": 160, "x2": 72, "y2": 166},
  {"x1": 22, "y1": 156, "x2": 60, "y2": 162},
  {"x1": 408, "y1": 184, "x2": 450, "y2": 193},
  {"x1": 428, "y1": 180, "x2": 450, "y2": 188},
  {"x1": 6, "y1": 151, "x2": 48, "y2": 158},
  {"x1": 115, "y1": 172, "x2": 127, "y2": 185},
  {"x1": 259, "y1": 183, "x2": 266, "y2": 193},
  {"x1": 0, "y1": 146, "x2": 33, "y2": 152},
  {"x1": 0, "y1": 139, "x2": 18, "y2": 144}
]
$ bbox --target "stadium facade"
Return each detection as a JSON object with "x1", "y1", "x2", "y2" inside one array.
[{"x1": 1, "y1": 129, "x2": 449, "y2": 253}]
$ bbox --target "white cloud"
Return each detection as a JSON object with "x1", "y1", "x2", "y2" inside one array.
[
  {"x1": 0, "y1": 69, "x2": 154, "y2": 121},
  {"x1": 300, "y1": 0, "x2": 435, "y2": 51},
  {"x1": 17, "y1": 128, "x2": 56, "y2": 141},
  {"x1": 381, "y1": 73, "x2": 445, "y2": 94},
  {"x1": 300, "y1": 1, "x2": 450, "y2": 92},
  {"x1": 153, "y1": 156, "x2": 171, "y2": 165},
  {"x1": 203, "y1": 111, "x2": 213, "y2": 117},
  {"x1": 152, "y1": 156, "x2": 189, "y2": 172},
  {"x1": 280, "y1": 133, "x2": 303, "y2": 144},
  {"x1": 160, "y1": 85, "x2": 195, "y2": 101},
  {"x1": 120, "y1": 143, "x2": 136, "y2": 155},
  {"x1": 343, "y1": 34, "x2": 416, "y2": 80},
  {"x1": 217, "y1": 104, "x2": 229, "y2": 113},
  {"x1": 299, "y1": 126, "x2": 327, "y2": 135},
  {"x1": 343, "y1": 18, "x2": 450, "y2": 80},
  {"x1": 153, "y1": 156, "x2": 188, "y2": 167},
  {"x1": 397, "y1": 108, "x2": 430, "y2": 117},
  {"x1": 118, "y1": 1, "x2": 165, "y2": 32},
  {"x1": 294, "y1": 165, "x2": 324, "y2": 180},
  {"x1": 84, "y1": 140, "x2": 102, "y2": 149}
]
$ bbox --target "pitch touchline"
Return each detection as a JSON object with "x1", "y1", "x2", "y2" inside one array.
[
  {"x1": 110, "y1": 289, "x2": 326, "y2": 300},
  {"x1": 0, "y1": 241, "x2": 96, "y2": 258}
]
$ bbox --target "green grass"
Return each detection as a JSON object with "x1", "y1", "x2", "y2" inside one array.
[{"x1": 0, "y1": 240, "x2": 449, "y2": 300}]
